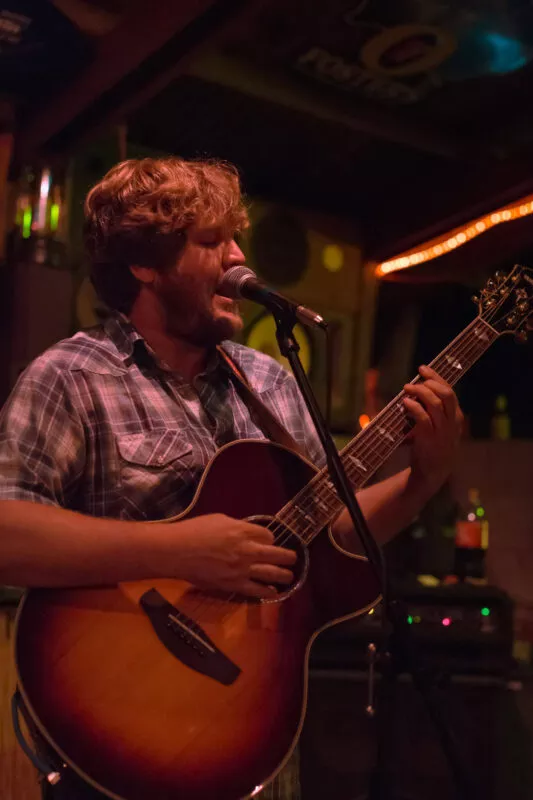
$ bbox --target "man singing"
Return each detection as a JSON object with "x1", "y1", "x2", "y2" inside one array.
[{"x1": 0, "y1": 157, "x2": 463, "y2": 798}]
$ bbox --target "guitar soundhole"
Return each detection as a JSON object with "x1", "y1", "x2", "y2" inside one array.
[{"x1": 247, "y1": 516, "x2": 309, "y2": 602}]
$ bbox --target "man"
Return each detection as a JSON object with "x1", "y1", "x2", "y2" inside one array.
[{"x1": 0, "y1": 157, "x2": 463, "y2": 798}]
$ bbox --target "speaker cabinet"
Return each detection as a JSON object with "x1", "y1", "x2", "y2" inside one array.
[{"x1": 300, "y1": 672, "x2": 533, "y2": 800}]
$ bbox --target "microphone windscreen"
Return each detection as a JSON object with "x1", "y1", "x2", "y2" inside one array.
[{"x1": 217, "y1": 266, "x2": 256, "y2": 299}]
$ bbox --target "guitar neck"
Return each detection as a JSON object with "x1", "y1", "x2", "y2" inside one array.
[{"x1": 276, "y1": 316, "x2": 500, "y2": 545}]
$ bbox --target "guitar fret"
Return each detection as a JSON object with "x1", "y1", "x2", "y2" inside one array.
[
  {"x1": 348, "y1": 455, "x2": 367, "y2": 472},
  {"x1": 277, "y1": 311, "x2": 508, "y2": 546},
  {"x1": 445, "y1": 354, "x2": 463, "y2": 371},
  {"x1": 315, "y1": 497, "x2": 331, "y2": 514},
  {"x1": 377, "y1": 426, "x2": 395, "y2": 443}
]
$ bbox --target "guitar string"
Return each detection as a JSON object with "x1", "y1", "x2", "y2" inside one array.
[
  {"x1": 189, "y1": 318, "x2": 497, "y2": 623},
  {"x1": 187, "y1": 318, "x2": 497, "y2": 622},
  {"x1": 270, "y1": 318, "x2": 497, "y2": 548},
  {"x1": 264, "y1": 317, "x2": 495, "y2": 546},
  {"x1": 187, "y1": 317, "x2": 498, "y2": 623}
]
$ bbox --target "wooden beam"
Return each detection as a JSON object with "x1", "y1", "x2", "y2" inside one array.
[{"x1": 15, "y1": 0, "x2": 227, "y2": 158}]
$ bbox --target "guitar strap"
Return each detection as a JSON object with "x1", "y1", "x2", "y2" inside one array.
[{"x1": 217, "y1": 345, "x2": 307, "y2": 460}]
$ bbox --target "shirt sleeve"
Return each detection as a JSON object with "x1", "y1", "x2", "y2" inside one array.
[{"x1": 0, "y1": 362, "x2": 86, "y2": 507}]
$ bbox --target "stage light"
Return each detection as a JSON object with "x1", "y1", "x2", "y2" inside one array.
[
  {"x1": 442, "y1": 617, "x2": 452, "y2": 627},
  {"x1": 407, "y1": 615, "x2": 413, "y2": 625},
  {"x1": 481, "y1": 607, "x2": 491, "y2": 617},
  {"x1": 359, "y1": 413, "x2": 370, "y2": 429}
]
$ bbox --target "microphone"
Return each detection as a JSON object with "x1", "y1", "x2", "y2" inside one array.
[{"x1": 217, "y1": 266, "x2": 327, "y2": 330}]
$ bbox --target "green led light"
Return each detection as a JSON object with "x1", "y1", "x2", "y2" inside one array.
[
  {"x1": 407, "y1": 615, "x2": 413, "y2": 625},
  {"x1": 22, "y1": 207, "x2": 32, "y2": 239},
  {"x1": 481, "y1": 607, "x2": 491, "y2": 617},
  {"x1": 476, "y1": 506, "x2": 485, "y2": 517},
  {"x1": 50, "y1": 203, "x2": 60, "y2": 231}
]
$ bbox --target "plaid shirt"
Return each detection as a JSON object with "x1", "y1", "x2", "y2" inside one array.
[{"x1": 0, "y1": 314, "x2": 325, "y2": 520}]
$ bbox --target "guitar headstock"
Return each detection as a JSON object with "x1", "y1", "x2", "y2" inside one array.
[{"x1": 474, "y1": 265, "x2": 533, "y2": 340}]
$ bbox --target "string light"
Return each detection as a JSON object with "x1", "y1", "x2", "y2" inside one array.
[{"x1": 375, "y1": 194, "x2": 533, "y2": 276}]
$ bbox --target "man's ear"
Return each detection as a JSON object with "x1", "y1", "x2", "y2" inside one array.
[{"x1": 129, "y1": 265, "x2": 156, "y2": 284}]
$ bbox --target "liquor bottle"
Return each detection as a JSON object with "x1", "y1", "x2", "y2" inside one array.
[
  {"x1": 454, "y1": 488, "x2": 489, "y2": 581},
  {"x1": 490, "y1": 394, "x2": 511, "y2": 440}
]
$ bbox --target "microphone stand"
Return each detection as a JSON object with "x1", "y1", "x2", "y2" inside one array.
[{"x1": 272, "y1": 309, "x2": 477, "y2": 800}]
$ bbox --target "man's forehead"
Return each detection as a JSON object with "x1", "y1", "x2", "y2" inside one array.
[{"x1": 192, "y1": 220, "x2": 236, "y2": 237}]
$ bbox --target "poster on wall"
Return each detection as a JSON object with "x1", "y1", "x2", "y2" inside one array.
[{"x1": 228, "y1": 0, "x2": 533, "y2": 107}]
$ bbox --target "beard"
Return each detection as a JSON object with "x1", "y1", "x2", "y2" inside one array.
[{"x1": 155, "y1": 270, "x2": 241, "y2": 347}]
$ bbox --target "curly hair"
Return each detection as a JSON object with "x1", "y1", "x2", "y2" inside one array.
[{"x1": 83, "y1": 157, "x2": 249, "y2": 313}]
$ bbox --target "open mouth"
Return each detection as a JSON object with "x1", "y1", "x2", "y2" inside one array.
[{"x1": 213, "y1": 294, "x2": 239, "y2": 311}]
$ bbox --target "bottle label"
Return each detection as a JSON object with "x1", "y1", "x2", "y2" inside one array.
[{"x1": 455, "y1": 520, "x2": 483, "y2": 548}]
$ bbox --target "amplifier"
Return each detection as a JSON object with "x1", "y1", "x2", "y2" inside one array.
[{"x1": 311, "y1": 582, "x2": 515, "y2": 677}]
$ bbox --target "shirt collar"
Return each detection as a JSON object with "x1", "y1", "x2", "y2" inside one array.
[
  {"x1": 103, "y1": 311, "x2": 230, "y2": 383},
  {"x1": 103, "y1": 312, "x2": 145, "y2": 361}
]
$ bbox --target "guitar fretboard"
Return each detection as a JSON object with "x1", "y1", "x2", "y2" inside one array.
[{"x1": 273, "y1": 317, "x2": 500, "y2": 545}]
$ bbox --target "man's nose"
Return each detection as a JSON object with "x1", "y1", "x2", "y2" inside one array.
[{"x1": 225, "y1": 239, "x2": 246, "y2": 268}]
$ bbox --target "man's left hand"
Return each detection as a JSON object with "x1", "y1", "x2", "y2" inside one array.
[{"x1": 403, "y1": 365, "x2": 464, "y2": 497}]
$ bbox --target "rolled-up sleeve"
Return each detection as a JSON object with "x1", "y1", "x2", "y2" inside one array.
[{"x1": 0, "y1": 363, "x2": 86, "y2": 507}]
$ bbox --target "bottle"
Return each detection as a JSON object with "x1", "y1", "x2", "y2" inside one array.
[
  {"x1": 454, "y1": 488, "x2": 489, "y2": 581},
  {"x1": 490, "y1": 394, "x2": 511, "y2": 440}
]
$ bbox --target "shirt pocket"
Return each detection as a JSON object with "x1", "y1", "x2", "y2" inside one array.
[{"x1": 115, "y1": 429, "x2": 194, "y2": 520}]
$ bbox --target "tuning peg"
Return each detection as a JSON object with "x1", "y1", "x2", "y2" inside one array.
[
  {"x1": 472, "y1": 295, "x2": 480, "y2": 305},
  {"x1": 486, "y1": 279, "x2": 496, "y2": 291},
  {"x1": 494, "y1": 271, "x2": 503, "y2": 281},
  {"x1": 515, "y1": 329, "x2": 528, "y2": 343}
]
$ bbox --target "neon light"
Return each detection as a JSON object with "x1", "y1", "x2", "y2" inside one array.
[
  {"x1": 35, "y1": 168, "x2": 51, "y2": 231},
  {"x1": 22, "y1": 207, "x2": 32, "y2": 239},
  {"x1": 484, "y1": 32, "x2": 527, "y2": 75},
  {"x1": 375, "y1": 194, "x2": 533, "y2": 276},
  {"x1": 50, "y1": 203, "x2": 60, "y2": 231}
]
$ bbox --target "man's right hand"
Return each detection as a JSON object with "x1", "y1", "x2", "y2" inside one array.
[{"x1": 169, "y1": 513, "x2": 297, "y2": 599}]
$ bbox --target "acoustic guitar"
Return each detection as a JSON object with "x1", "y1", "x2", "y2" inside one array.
[{"x1": 14, "y1": 266, "x2": 533, "y2": 799}]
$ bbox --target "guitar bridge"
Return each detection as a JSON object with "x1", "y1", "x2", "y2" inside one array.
[{"x1": 140, "y1": 589, "x2": 241, "y2": 685}]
